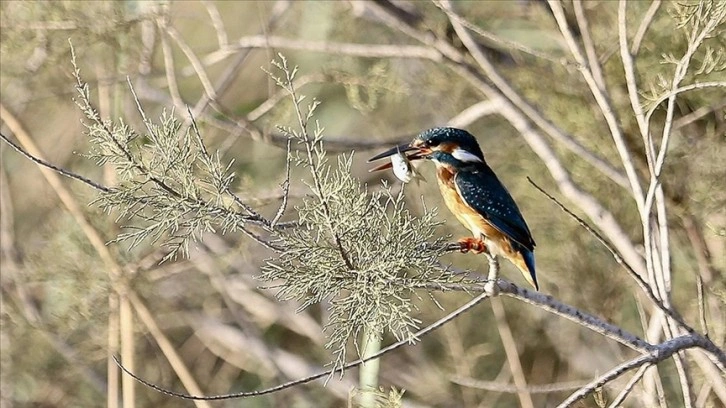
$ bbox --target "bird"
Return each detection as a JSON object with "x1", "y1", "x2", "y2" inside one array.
[{"x1": 368, "y1": 127, "x2": 538, "y2": 290}]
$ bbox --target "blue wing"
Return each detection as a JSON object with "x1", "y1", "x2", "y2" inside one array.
[{"x1": 454, "y1": 167, "x2": 535, "y2": 252}]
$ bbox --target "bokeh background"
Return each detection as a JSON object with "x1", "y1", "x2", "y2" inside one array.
[{"x1": 1, "y1": 1, "x2": 724, "y2": 407}]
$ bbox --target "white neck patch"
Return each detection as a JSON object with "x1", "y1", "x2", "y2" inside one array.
[{"x1": 451, "y1": 147, "x2": 483, "y2": 163}]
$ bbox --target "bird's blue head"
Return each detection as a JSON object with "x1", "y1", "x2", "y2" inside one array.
[
  {"x1": 413, "y1": 127, "x2": 485, "y2": 166},
  {"x1": 368, "y1": 127, "x2": 486, "y2": 172}
]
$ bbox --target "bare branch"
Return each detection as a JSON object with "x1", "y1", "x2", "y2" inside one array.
[
  {"x1": 491, "y1": 298, "x2": 534, "y2": 408},
  {"x1": 113, "y1": 291, "x2": 492, "y2": 400},
  {"x1": 573, "y1": 0, "x2": 606, "y2": 91},
  {"x1": 452, "y1": 378, "x2": 588, "y2": 394},
  {"x1": 164, "y1": 25, "x2": 217, "y2": 101},
  {"x1": 608, "y1": 363, "x2": 651, "y2": 408},
  {"x1": 673, "y1": 98, "x2": 726, "y2": 130},
  {"x1": 632, "y1": 1, "x2": 662, "y2": 55},
  {"x1": 270, "y1": 139, "x2": 291, "y2": 228},
  {"x1": 157, "y1": 13, "x2": 186, "y2": 112},
  {"x1": 431, "y1": 1, "x2": 572, "y2": 67},
  {"x1": 201, "y1": 0, "x2": 228, "y2": 50},
  {"x1": 127, "y1": 291, "x2": 212, "y2": 408},
  {"x1": 434, "y1": 0, "x2": 631, "y2": 192},
  {"x1": 557, "y1": 335, "x2": 714, "y2": 408},
  {"x1": 0, "y1": 129, "x2": 111, "y2": 194},
  {"x1": 526, "y1": 177, "x2": 692, "y2": 333},
  {"x1": 619, "y1": 0, "x2": 653, "y2": 172},
  {"x1": 414, "y1": 279, "x2": 653, "y2": 353},
  {"x1": 446, "y1": 100, "x2": 500, "y2": 128},
  {"x1": 195, "y1": 35, "x2": 441, "y2": 69},
  {"x1": 548, "y1": 0, "x2": 646, "y2": 214}
]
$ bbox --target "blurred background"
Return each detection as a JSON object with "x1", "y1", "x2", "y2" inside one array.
[{"x1": 1, "y1": 1, "x2": 724, "y2": 407}]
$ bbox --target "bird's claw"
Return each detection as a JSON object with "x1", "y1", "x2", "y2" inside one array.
[{"x1": 458, "y1": 237, "x2": 487, "y2": 254}]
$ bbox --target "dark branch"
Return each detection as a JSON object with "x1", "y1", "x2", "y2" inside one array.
[
  {"x1": 1, "y1": 132, "x2": 112, "y2": 193},
  {"x1": 113, "y1": 291, "x2": 492, "y2": 400}
]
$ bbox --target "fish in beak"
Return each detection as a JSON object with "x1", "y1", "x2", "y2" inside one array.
[{"x1": 368, "y1": 143, "x2": 428, "y2": 183}]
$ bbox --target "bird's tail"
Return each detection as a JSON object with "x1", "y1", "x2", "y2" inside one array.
[{"x1": 511, "y1": 247, "x2": 538, "y2": 290}]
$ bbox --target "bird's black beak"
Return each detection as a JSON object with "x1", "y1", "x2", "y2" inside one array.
[{"x1": 367, "y1": 143, "x2": 427, "y2": 172}]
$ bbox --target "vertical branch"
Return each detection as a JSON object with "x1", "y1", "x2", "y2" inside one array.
[
  {"x1": 127, "y1": 292, "x2": 213, "y2": 408},
  {"x1": 607, "y1": 363, "x2": 651, "y2": 408},
  {"x1": 107, "y1": 294, "x2": 120, "y2": 408},
  {"x1": 119, "y1": 297, "x2": 136, "y2": 408},
  {"x1": 491, "y1": 298, "x2": 534, "y2": 408},
  {"x1": 358, "y1": 327, "x2": 382, "y2": 408},
  {"x1": 433, "y1": 0, "x2": 648, "y2": 278},
  {"x1": 618, "y1": 0, "x2": 653, "y2": 169},
  {"x1": 157, "y1": 8, "x2": 186, "y2": 112},
  {"x1": 111, "y1": 25, "x2": 136, "y2": 405},
  {"x1": 97, "y1": 56, "x2": 121, "y2": 408},
  {"x1": 548, "y1": 0, "x2": 646, "y2": 214},
  {"x1": 271, "y1": 139, "x2": 292, "y2": 228},
  {"x1": 631, "y1": 1, "x2": 662, "y2": 55},
  {"x1": 1, "y1": 103, "x2": 132, "y2": 404},
  {"x1": 642, "y1": 4, "x2": 725, "y2": 212},
  {"x1": 275, "y1": 57, "x2": 355, "y2": 271},
  {"x1": 484, "y1": 254, "x2": 500, "y2": 297},
  {"x1": 572, "y1": 0, "x2": 605, "y2": 91}
]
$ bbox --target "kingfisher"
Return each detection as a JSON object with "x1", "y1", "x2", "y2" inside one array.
[{"x1": 368, "y1": 127, "x2": 538, "y2": 290}]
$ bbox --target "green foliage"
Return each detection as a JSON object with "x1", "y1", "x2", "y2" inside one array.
[
  {"x1": 72, "y1": 49, "x2": 256, "y2": 262},
  {"x1": 349, "y1": 386, "x2": 405, "y2": 408},
  {"x1": 261, "y1": 157, "x2": 451, "y2": 368},
  {"x1": 5, "y1": 2, "x2": 725, "y2": 406},
  {"x1": 75, "y1": 51, "x2": 460, "y2": 372},
  {"x1": 641, "y1": 0, "x2": 726, "y2": 112},
  {"x1": 260, "y1": 55, "x2": 457, "y2": 369}
]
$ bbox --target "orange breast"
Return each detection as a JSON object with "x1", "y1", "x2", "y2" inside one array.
[
  {"x1": 435, "y1": 166, "x2": 537, "y2": 288},
  {"x1": 436, "y1": 166, "x2": 514, "y2": 255}
]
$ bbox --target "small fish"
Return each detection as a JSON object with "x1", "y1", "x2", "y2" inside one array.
[{"x1": 391, "y1": 146, "x2": 426, "y2": 184}]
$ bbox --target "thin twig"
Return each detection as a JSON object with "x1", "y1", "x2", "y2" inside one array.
[
  {"x1": 642, "y1": 10, "x2": 725, "y2": 216},
  {"x1": 0, "y1": 131, "x2": 111, "y2": 193},
  {"x1": 276, "y1": 57, "x2": 356, "y2": 271},
  {"x1": 201, "y1": 0, "x2": 228, "y2": 50},
  {"x1": 432, "y1": 0, "x2": 572, "y2": 67},
  {"x1": 452, "y1": 378, "x2": 589, "y2": 394},
  {"x1": 195, "y1": 35, "x2": 441, "y2": 69},
  {"x1": 548, "y1": 0, "x2": 646, "y2": 215},
  {"x1": 696, "y1": 274, "x2": 708, "y2": 339},
  {"x1": 573, "y1": 0, "x2": 606, "y2": 91},
  {"x1": 557, "y1": 335, "x2": 711, "y2": 408},
  {"x1": 673, "y1": 99, "x2": 726, "y2": 130},
  {"x1": 433, "y1": 0, "x2": 631, "y2": 192},
  {"x1": 164, "y1": 25, "x2": 217, "y2": 101},
  {"x1": 608, "y1": 363, "x2": 651, "y2": 408},
  {"x1": 618, "y1": 0, "x2": 653, "y2": 173},
  {"x1": 157, "y1": 13, "x2": 186, "y2": 112},
  {"x1": 446, "y1": 100, "x2": 500, "y2": 128},
  {"x1": 185, "y1": 105, "x2": 263, "y2": 220},
  {"x1": 271, "y1": 139, "x2": 291, "y2": 228},
  {"x1": 526, "y1": 177, "x2": 693, "y2": 332},
  {"x1": 247, "y1": 73, "x2": 328, "y2": 122},
  {"x1": 491, "y1": 297, "x2": 534, "y2": 408},
  {"x1": 413, "y1": 279, "x2": 653, "y2": 353},
  {"x1": 631, "y1": 0, "x2": 662, "y2": 55},
  {"x1": 114, "y1": 291, "x2": 492, "y2": 400}
]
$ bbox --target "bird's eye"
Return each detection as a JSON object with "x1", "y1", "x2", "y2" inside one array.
[{"x1": 427, "y1": 139, "x2": 440, "y2": 147}]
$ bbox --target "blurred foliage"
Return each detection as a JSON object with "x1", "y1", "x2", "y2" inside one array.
[{"x1": 1, "y1": 1, "x2": 724, "y2": 407}]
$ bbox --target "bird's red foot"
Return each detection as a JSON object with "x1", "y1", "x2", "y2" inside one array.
[{"x1": 458, "y1": 237, "x2": 487, "y2": 254}]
